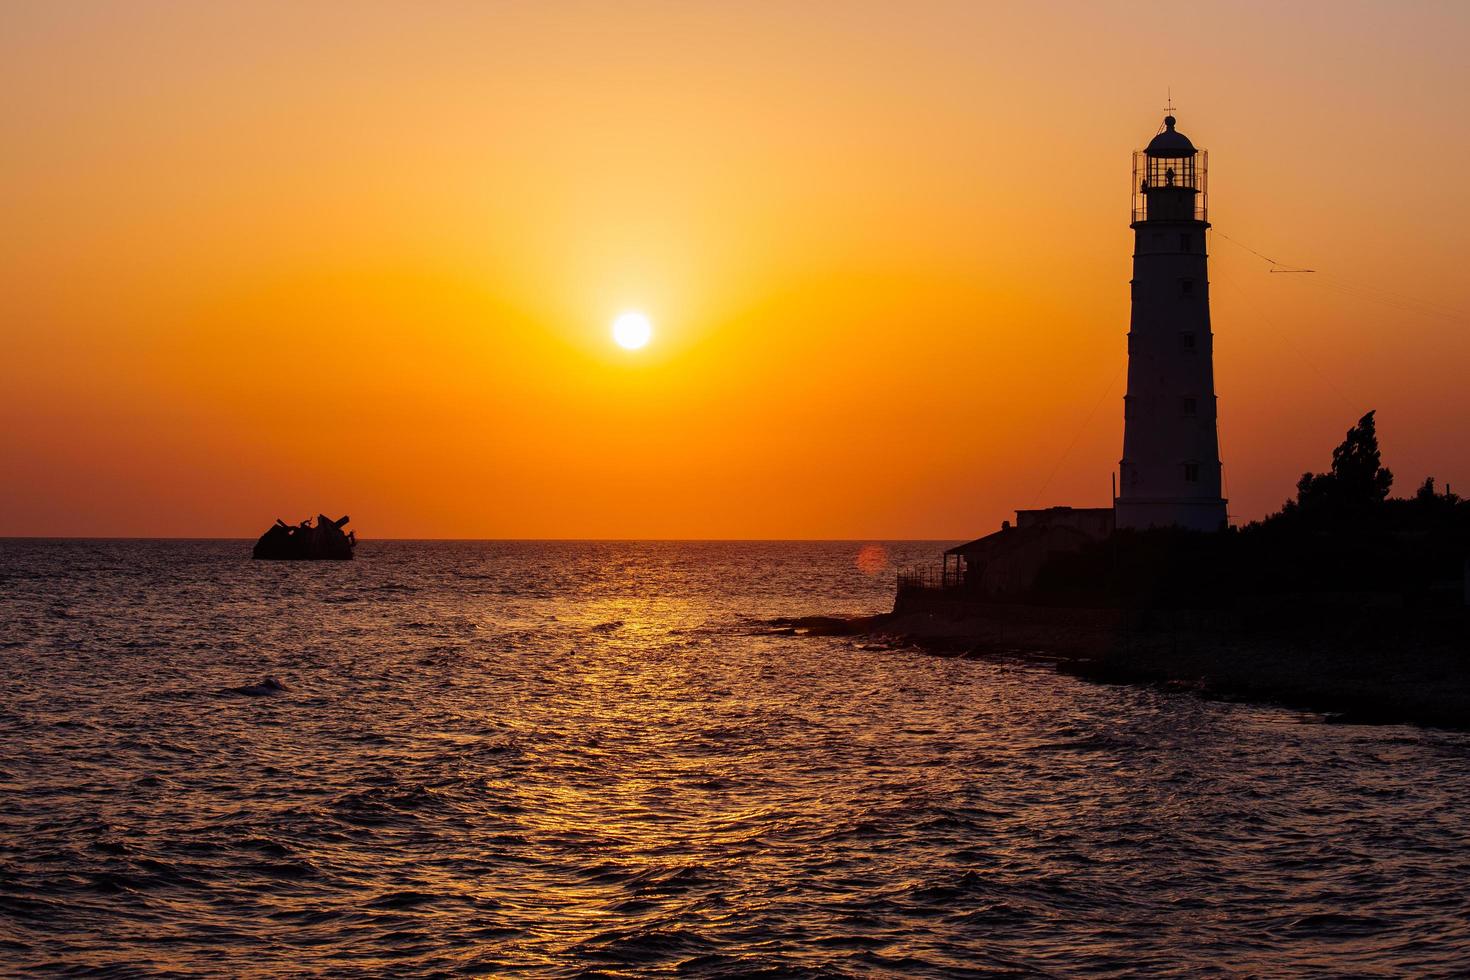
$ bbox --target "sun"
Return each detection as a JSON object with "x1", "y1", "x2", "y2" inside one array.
[{"x1": 612, "y1": 311, "x2": 653, "y2": 350}]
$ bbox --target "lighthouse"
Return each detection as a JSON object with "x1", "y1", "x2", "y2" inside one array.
[{"x1": 1115, "y1": 114, "x2": 1228, "y2": 532}]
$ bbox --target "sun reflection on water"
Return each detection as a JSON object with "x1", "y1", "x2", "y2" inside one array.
[{"x1": 4, "y1": 540, "x2": 1469, "y2": 976}]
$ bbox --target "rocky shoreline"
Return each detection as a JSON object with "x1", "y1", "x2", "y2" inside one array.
[{"x1": 775, "y1": 607, "x2": 1470, "y2": 731}]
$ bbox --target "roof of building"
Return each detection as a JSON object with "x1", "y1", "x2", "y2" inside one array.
[
  {"x1": 1145, "y1": 115, "x2": 1196, "y2": 158},
  {"x1": 1015, "y1": 506, "x2": 1114, "y2": 519},
  {"x1": 946, "y1": 523, "x2": 1091, "y2": 557},
  {"x1": 947, "y1": 525, "x2": 1023, "y2": 556}
]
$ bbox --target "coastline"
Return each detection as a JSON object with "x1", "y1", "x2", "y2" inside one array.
[{"x1": 779, "y1": 604, "x2": 1470, "y2": 731}]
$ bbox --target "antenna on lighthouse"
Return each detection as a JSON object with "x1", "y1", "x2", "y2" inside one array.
[{"x1": 1158, "y1": 90, "x2": 1177, "y2": 133}]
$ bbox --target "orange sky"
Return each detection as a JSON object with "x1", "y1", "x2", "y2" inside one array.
[{"x1": 4, "y1": 2, "x2": 1468, "y2": 538}]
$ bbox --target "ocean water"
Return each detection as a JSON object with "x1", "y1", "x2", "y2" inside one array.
[{"x1": 3, "y1": 539, "x2": 1469, "y2": 978}]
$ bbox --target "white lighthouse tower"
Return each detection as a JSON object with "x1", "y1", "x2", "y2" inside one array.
[{"x1": 1115, "y1": 114, "x2": 1228, "y2": 532}]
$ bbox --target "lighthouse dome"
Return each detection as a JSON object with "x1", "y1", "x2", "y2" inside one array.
[{"x1": 1145, "y1": 116, "x2": 1196, "y2": 158}]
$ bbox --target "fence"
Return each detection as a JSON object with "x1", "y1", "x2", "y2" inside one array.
[{"x1": 896, "y1": 563, "x2": 966, "y2": 592}]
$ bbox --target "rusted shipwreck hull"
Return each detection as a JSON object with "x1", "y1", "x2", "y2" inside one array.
[{"x1": 252, "y1": 514, "x2": 356, "y2": 560}]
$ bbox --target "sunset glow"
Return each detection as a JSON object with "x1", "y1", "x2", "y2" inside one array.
[
  {"x1": 2, "y1": 3, "x2": 1468, "y2": 538},
  {"x1": 6, "y1": 7, "x2": 1470, "y2": 976}
]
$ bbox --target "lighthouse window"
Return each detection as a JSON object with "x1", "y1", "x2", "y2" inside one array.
[
  {"x1": 1180, "y1": 278, "x2": 1195, "y2": 297},
  {"x1": 1182, "y1": 397, "x2": 1198, "y2": 417},
  {"x1": 1180, "y1": 233, "x2": 1192, "y2": 252},
  {"x1": 1183, "y1": 462, "x2": 1200, "y2": 483},
  {"x1": 1180, "y1": 332, "x2": 1196, "y2": 352}
]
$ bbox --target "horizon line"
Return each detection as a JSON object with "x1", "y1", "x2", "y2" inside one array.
[{"x1": 0, "y1": 535, "x2": 963, "y2": 543}]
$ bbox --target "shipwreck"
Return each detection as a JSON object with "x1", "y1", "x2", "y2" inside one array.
[{"x1": 252, "y1": 514, "x2": 356, "y2": 560}]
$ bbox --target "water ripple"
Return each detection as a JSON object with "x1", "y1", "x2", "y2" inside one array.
[{"x1": 2, "y1": 539, "x2": 1469, "y2": 976}]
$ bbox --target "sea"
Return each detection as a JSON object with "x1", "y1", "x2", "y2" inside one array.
[{"x1": 3, "y1": 539, "x2": 1469, "y2": 978}]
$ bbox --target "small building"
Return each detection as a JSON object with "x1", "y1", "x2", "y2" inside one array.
[{"x1": 925, "y1": 507, "x2": 1114, "y2": 599}]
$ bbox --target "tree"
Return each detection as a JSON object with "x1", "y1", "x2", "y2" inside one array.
[{"x1": 1289, "y1": 410, "x2": 1393, "y2": 522}]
